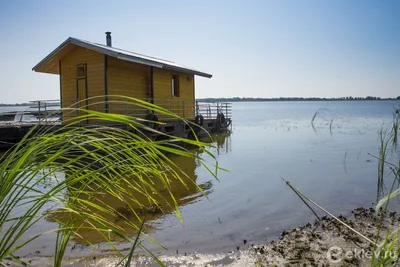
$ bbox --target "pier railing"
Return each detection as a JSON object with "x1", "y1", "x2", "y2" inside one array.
[
  {"x1": 0, "y1": 98, "x2": 232, "y2": 125},
  {"x1": 195, "y1": 101, "x2": 232, "y2": 119}
]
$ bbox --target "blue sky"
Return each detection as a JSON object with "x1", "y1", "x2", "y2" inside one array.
[{"x1": 0, "y1": 0, "x2": 399, "y2": 103}]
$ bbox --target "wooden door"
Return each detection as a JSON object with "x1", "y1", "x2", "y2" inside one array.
[{"x1": 77, "y1": 79, "x2": 87, "y2": 105}]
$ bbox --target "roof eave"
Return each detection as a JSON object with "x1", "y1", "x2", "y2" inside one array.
[
  {"x1": 162, "y1": 65, "x2": 212, "y2": 78},
  {"x1": 32, "y1": 37, "x2": 72, "y2": 72},
  {"x1": 117, "y1": 54, "x2": 164, "y2": 68},
  {"x1": 72, "y1": 39, "x2": 119, "y2": 58},
  {"x1": 118, "y1": 54, "x2": 212, "y2": 78},
  {"x1": 32, "y1": 38, "x2": 121, "y2": 73}
]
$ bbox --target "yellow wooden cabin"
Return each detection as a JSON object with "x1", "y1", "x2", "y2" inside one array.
[{"x1": 32, "y1": 32, "x2": 212, "y2": 123}]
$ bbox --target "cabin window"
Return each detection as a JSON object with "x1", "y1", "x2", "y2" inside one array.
[
  {"x1": 172, "y1": 75, "x2": 180, "y2": 97},
  {"x1": 76, "y1": 65, "x2": 86, "y2": 79}
]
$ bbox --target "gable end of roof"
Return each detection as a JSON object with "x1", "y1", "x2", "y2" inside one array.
[{"x1": 32, "y1": 37, "x2": 212, "y2": 78}]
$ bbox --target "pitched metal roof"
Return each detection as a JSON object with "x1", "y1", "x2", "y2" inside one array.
[{"x1": 32, "y1": 37, "x2": 212, "y2": 78}]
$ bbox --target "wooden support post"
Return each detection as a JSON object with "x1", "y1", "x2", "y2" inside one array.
[
  {"x1": 104, "y1": 55, "x2": 109, "y2": 113},
  {"x1": 38, "y1": 101, "x2": 41, "y2": 124},
  {"x1": 150, "y1": 67, "x2": 154, "y2": 104},
  {"x1": 44, "y1": 102, "x2": 47, "y2": 123}
]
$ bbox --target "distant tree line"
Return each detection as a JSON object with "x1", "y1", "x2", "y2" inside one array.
[
  {"x1": 0, "y1": 103, "x2": 31, "y2": 107},
  {"x1": 1, "y1": 96, "x2": 399, "y2": 106},
  {"x1": 197, "y1": 96, "x2": 400, "y2": 102}
]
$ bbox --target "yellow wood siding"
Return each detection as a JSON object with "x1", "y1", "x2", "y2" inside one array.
[
  {"x1": 107, "y1": 57, "x2": 150, "y2": 117},
  {"x1": 60, "y1": 47, "x2": 104, "y2": 123},
  {"x1": 60, "y1": 48, "x2": 196, "y2": 123},
  {"x1": 153, "y1": 68, "x2": 195, "y2": 119}
]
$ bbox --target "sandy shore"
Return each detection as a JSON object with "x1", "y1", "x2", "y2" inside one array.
[{"x1": 8, "y1": 207, "x2": 400, "y2": 266}]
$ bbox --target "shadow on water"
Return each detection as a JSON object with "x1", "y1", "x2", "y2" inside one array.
[{"x1": 45, "y1": 133, "x2": 232, "y2": 246}]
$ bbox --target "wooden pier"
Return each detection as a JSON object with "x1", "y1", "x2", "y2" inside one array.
[{"x1": 0, "y1": 100, "x2": 232, "y2": 148}]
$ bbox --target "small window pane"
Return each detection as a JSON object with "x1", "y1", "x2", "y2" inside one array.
[
  {"x1": 77, "y1": 66, "x2": 86, "y2": 79},
  {"x1": 172, "y1": 75, "x2": 179, "y2": 97}
]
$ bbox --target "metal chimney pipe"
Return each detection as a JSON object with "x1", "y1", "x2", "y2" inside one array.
[{"x1": 105, "y1": 32, "x2": 112, "y2": 47}]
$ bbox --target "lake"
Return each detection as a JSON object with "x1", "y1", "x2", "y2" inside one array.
[{"x1": 4, "y1": 100, "x2": 400, "y2": 258}]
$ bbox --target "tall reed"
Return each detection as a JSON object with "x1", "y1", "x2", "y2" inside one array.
[
  {"x1": 392, "y1": 107, "x2": 399, "y2": 147},
  {"x1": 377, "y1": 129, "x2": 391, "y2": 199},
  {"x1": 0, "y1": 96, "x2": 220, "y2": 266}
]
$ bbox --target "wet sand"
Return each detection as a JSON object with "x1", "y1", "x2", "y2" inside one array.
[{"x1": 8, "y1": 207, "x2": 399, "y2": 266}]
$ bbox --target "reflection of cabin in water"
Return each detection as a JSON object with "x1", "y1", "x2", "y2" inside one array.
[
  {"x1": 47, "y1": 147, "x2": 215, "y2": 244},
  {"x1": 32, "y1": 32, "x2": 231, "y2": 136}
]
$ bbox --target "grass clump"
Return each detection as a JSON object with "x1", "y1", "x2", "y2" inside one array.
[
  {"x1": 282, "y1": 107, "x2": 400, "y2": 266},
  {"x1": 0, "y1": 96, "x2": 221, "y2": 267}
]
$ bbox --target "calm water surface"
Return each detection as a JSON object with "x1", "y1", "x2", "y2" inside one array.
[{"x1": 7, "y1": 100, "x2": 400, "y2": 257}]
